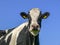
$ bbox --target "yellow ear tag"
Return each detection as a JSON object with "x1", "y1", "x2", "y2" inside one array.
[
  {"x1": 23, "y1": 16, "x2": 26, "y2": 18},
  {"x1": 44, "y1": 16, "x2": 47, "y2": 18}
]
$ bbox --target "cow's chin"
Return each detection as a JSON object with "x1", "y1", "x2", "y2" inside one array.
[{"x1": 29, "y1": 30, "x2": 40, "y2": 36}]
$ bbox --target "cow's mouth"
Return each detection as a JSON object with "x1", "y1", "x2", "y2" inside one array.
[{"x1": 30, "y1": 30, "x2": 40, "y2": 36}]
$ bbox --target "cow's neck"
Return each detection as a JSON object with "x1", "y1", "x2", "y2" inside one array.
[
  {"x1": 26, "y1": 30, "x2": 39, "y2": 45},
  {"x1": 29, "y1": 32, "x2": 39, "y2": 45}
]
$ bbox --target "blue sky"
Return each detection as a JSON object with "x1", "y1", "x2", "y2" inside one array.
[{"x1": 0, "y1": 0, "x2": 60, "y2": 45}]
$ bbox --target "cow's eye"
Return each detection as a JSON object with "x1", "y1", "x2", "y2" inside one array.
[
  {"x1": 38, "y1": 18, "x2": 41, "y2": 21},
  {"x1": 37, "y1": 18, "x2": 41, "y2": 24}
]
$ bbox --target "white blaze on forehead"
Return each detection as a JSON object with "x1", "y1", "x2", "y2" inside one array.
[
  {"x1": 29, "y1": 8, "x2": 40, "y2": 17},
  {"x1": 29, "y1": 8, "x2": 40, "y2": 21}
]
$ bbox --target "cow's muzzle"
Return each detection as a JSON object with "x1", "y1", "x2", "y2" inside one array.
[{"x1": 30, "y1": 29, "x2": 40, "y2": 36}]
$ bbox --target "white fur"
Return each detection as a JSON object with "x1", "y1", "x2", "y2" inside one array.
[
  {"x1": 5, "y1": 29, "x2": 8, "y2": 34},
  {"x1": 4, "y1": 22, "x2": 28, "y2": 45},
  {"x1": 29, "y1": 8, "x2": 40, "y2": 36},
  {"x1": 0, "y1": 36, "x2": 4, "y2": 40}
]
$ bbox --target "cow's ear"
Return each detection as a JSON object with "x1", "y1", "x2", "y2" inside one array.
[
  {"x1": 41, "y1": 12, "x2": 50, "y2": 19},
  {"x1": 20, "y1": 12, "x2": 28, "y2": 19}
]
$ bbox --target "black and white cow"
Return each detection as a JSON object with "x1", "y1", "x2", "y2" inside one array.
[{"x1": 0, "y1": 8, "x2": 50, "y2": 45}]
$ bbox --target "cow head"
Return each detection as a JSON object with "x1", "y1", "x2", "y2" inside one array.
[{"x1": 20, "y1": 8, "x2": 50, "y2": 36}]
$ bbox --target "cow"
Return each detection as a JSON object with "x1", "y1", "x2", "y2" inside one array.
[{"x1": 0, "y1": 8, "x2": 50, "y2": 45}]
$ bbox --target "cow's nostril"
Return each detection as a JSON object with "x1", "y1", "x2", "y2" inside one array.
[
  {"x1": 36, "y1": 25, "x2": 39, "y2": 28},
  {"x1": 32, "y1": 25, "x2": 34, "y2": 27},
  {"x1": 32, "y1": 25, "x2": 39, "y2": 28}
]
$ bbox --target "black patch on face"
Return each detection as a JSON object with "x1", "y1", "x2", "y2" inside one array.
[
  {"x1": 37, "y1": 14, "x2": 42, "y2": 28},
  {"x1": 37, "y1": 18, "x2": 42, "y2": 27}
]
